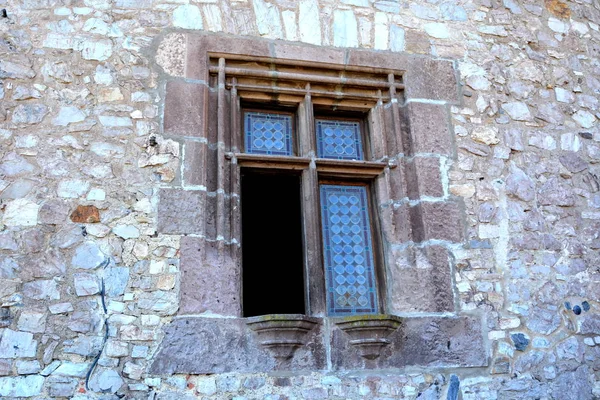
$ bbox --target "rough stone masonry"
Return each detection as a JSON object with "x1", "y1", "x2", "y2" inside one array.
[{"x1": 0, "y1": 0, "x2": 599, "y2": 399}]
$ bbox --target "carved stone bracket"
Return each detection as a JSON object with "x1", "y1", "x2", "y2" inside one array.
[
  {"x1": 246, "y1": 314, "x2": 320, "y2": 362},
  {"x1": 333, "y1": 314, "x2": 402, "y2": 360}
]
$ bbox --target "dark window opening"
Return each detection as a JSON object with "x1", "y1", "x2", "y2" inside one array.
[{"x1": 241, "y1": 170, "x2": 305, "y2": 317}]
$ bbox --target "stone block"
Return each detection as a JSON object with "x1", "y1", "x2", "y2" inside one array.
[
  {"x1": 150, "y1": 317, "x2": 326, "y2": 374},
  {"x1": 157, "y1": 189, "x2": 205, "y2": 235},
  {"x1": 138, "y1": 291, "x2": 178, "y2": 316},
  {"x1": 0, "y1": 329, "x2": 37, "y2": 358},
  {"x1": 404, "y1": 102, "x2": 453, "y2": 156},
  {"x1": 346, "y1": 49, "x2": 410, "y2": 70},
  {"x1": 71, "y1": 241, "x2": 106, "y2": 269},
  {"x1": 70, "y1": 205, "x2": 100, "y2": 223},
  {"x1": 179, "y1": 237, "x2": 241, "y2": 316},
  {"x1": 182, "y1": 140, "x2": 206, "y2": 187},
  {"x1": 405, "y1": 30, "x2": 431, "y2": 54},
  {"x1": 0, "y1": 375, "x2": 44, "y2": 397},
  {"x1": 163, "y1": 80, "x2": 207, "y2": 138},
  {"x1": 273, "y1": 43, "x2": 345, "y2": 65},
  {"x1": 87, "y1": 367, "x2": 124, "y2": 394},
  {"x1": 387, "y1": 160, "x2": 408, "y2": 201},
  {"x1": 404, "y1": 57, "x2": 459, "y2": 103},
  {"x1": 380, "y1": 204, "x2": 412, "y2": 243},
  {"x1": 63, "y1": 336, "x2": 103, "y2": 357},
  {"x1": 74, "y1": 272, "x2": 100, "y2": 296},
  {"x1": 0, "y1": 360, "x2": 10, "y2": 376},
  {"x1": 47, "y1": 376, "x2": 78, "y2": 398},
  {"x1": 16, "y1": 360, "x2": 41, "y2": 374},
  {"x1": 185, "y1": 34, "x2": 270, "y2": 80},
  {"x1": 17, "y1": 311, "x2": 47, "y2": 333},
  {"x1": 406, "y1": 156, "x2": 444, "y2": 199},
  {"x1": 38, "y1": 199, "x2": 71, "y2": 225},
  {"x1": 331, "y1": 315, "x2": 487, "y2": 369},
  {"x1": 20, "y1": 249, "x2": 66, "y2": 281},
  {"x1": 412, "y1": 200, "x2": 465, "y2": 243},
  {"x1": 23, "y1": 279, "x2": 60, "y2": 300},
  {"x1": 104, "y1": 267, "x2": 129, "y2": 297},
  {"x1": 389, "y1": 246, "x2": 454, "y2": 313}
]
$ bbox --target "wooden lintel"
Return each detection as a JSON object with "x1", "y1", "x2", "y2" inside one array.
[
  {"x1": 315, "y1": 159, "x2": 386, "y2": 178},
  {"x1": 235, "y1": 153, "x2": 310, "y2": 170}
]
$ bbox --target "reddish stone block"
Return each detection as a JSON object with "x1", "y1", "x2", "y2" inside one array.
[
  {"x1": 163, "y1": 80, "x2": 207, "y2": 138},
  {"x1": 405, "y1": 156, "x2": 444, "y2": 199},
  {"x1": 179, "y1": 237, "x2": 241, "y2": 316},
  {"x1": 70, "y1": 205, "x2": 100, "y2": 223},
  {"x1": 150, "y1": 316, "x2": 326, "y2": 374},
  {"x1": 346, "y1": 49, "x2": 410, "y2": 71},
  {"x1": 404, "y1": 102, "x2": 453, "y2": 156},
  {"x1": 157, "y1": 189, "x2": 205, "y2": 235},
  {"x1": 182, "y1": 140, "x2": 206, "y2": 187},
  {"x1": 413, "y1": 200, "x2": 465, "y2": 243},
  {"x1": 330, "y1": 315, "x2": 487, "y2": 369},
  {"x1": 273, "y1": 43, "x2": 345, "y2": 65},
  {"x1": 404, "y1": 30, "x2": 431, "y2": 55},
  {"x1": 389, "y1": 245, "x2": 454, "y2": 313},
  {"x1": 201, "y1": 34, "x2": 271, "y2": 58},
  {"x1": 380, "y1": 203, "x2": 412, "y2": 244},
  {"x1": 387, "y1": 160, "x2": 408, "y2": 201},
  {"x1": 185, "y1": 34, "x2": 209, "y2": 81},
  {"x1": 404, "y1": 57, "x2": 459, "y2": 103},
  {"x1": 203, "y1": 193, "x2": 232, "y2": 241}
]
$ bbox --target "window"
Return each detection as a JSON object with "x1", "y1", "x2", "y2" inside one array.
[
  {"x1": 226, "y1": 63, "x2": 393, "y2": 317},
  {"x1": 155, "y1": 35, "x2": 477, "y2": 374}
]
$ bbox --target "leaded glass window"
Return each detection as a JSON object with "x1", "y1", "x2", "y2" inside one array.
[
  {"x1": 316, "y1": 119, "x2": 364, "y2": 160},
  {"x1": 244, "y1": 111, "x2": 294, "y2": 156},
  {"x1": 320, "y1": 184, "x2": 378, "y2": 315}
]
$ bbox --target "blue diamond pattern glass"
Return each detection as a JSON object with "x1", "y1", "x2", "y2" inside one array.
[
  {"x1": 244, "y1": 111, "x2": 293, "y2": 156},
  {"x1": 320, "y1": 184, "x2": 377, "y2": 315},
  {"x1": 316, "y1": 119, "x2": 364, "y2": 160}
]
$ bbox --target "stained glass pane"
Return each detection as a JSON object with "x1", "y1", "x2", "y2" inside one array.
[
  {"x1": 316, "y1": 119, "x2": 364, "y2": 160},
  {"x1": 320, "y1": 184, "x2": 377, "y2": 315},
  {"x1": 244, "y1": 111, "x2": 293, "y2": 156}
]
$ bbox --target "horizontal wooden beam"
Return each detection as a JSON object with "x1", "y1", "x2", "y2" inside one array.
[{"x1": 316, "y1": 159, "x2": 386, "y2": 178}]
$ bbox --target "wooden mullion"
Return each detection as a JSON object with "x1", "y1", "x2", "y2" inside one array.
[
  {"x1": 216, "y1": 58, "x2": 227, "y2": 247},
  {"x1": 300, "y1": 88, "x2": 327, "y2": 316},
  {"x1": 230, "y1": 77, "x2": 241, "y2": 261}
]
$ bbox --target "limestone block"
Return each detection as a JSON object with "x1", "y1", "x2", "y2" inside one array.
[{"x1": 2, "y1": 198, "x2": 39, "y2": 226}]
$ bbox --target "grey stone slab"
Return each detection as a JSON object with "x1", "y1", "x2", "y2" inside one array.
[
  {"x1": 150, "y1": 317, "x2": 326, "y2": 374},
  {"x1": 0, "y1": 329, "x2": 37, "y2": 358},
  {"x1": 0, "y1": 375, "x2": 44, "y2": 397},
  {"x1": 104, "y1": 267, "x2": 129, "y2": 297}
]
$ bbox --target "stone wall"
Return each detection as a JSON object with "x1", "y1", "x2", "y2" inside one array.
[{"x1": 0, "y1": 0, "x2": 599, "y2": 399}]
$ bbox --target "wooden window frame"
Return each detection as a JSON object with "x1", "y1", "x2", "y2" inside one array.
[{"x1": 208, "y1": 55, "x2": 403, "y2": 317}]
